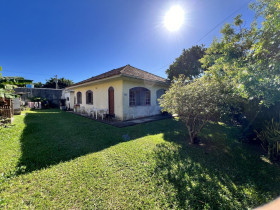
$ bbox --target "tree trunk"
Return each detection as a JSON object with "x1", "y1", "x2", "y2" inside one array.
[
  {"x1": 190, "y1": 136, "x2": 195, "y2": 144},
  {"x1": 186, "y1": 122, "x2": 205, "y2": 144},
  {"x1": 187, "y1": 127, "x2": 196, "y2": 144}
]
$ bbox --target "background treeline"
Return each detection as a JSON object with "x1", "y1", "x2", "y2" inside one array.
[{"x1": 34, "y1": 77, "x2": 74, "y2": 89}]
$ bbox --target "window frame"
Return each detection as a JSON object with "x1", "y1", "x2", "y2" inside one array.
[
  {"x1": 77, "y1": 92, "x2": 82, "y2": 105},
  {"x1": 129, "y1": 87, "x2": 151, "y2": 106},
  {"x1": 86, "y1": 90, "x2": 93, "y2": 105}
]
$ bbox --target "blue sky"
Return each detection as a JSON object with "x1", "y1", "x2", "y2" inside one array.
[{"x1": 0, "y1": 0, "x2": 255, "y2": 83}]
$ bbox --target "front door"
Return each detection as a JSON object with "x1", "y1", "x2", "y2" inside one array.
[{"x1": 108, "y1": 87, "x2": 114, "y2": 116}]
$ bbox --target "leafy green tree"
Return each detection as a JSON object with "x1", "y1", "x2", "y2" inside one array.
[
  {"x1": 249, "y1": 0, "x2": 280, "y2": 106},
  {"x1": 200, "y1": 0, "x2": 280, "y2": 107},
  {"x1": 198, "y1": 0, "x2": 280, "y2": 141},
  {"x1": 0, "y1": 67, "x2": 33, "y2": 99},
  {"x1": 166, "y1": 45, "x2": 206, "y2": 80},
  {"x1": 0, "y1": 76, "x2": 32, "y2": 87},
  {"x1": 34, "y1": 82, "x2": 44, "y2": 88},
  {"x1": 42, "y1": 77, "x2": 74, "y2": 89},
  {"x1": 159, "y1": 76, "x2": 232, "y2": 144}
]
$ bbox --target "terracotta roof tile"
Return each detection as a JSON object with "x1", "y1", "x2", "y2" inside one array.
[
  {"x1": 70, "y1": 65, "x2": 168, "y2": 87},
  {"x1": 120, "y1": 65, "x2": 167, "y2": 83}
]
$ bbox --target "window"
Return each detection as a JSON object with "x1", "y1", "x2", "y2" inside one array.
[
  {"x1": 129, "y1": 87, "x2": 151, "y2": 106},
  {"x1": 156, "y1": 89, "x2": 166, "y2": 105},
  {"x1": 86, "y1": 90, "x2": 93, "y2": 104},
  {"x1": 145, "y1": 90, "x2": 150, "y2": 105},
  {"x1": 77, "y1": 92, "x2": 82, "y2": 104},
  {"x1": 129, "y1": 90, "x2": 136, "y2": 106}
]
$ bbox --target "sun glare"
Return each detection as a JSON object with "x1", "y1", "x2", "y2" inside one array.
[{"x1": 164, "y1": 5, "x2": 185, "y2": 32}]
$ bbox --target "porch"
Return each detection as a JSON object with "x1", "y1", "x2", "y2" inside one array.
[{"x1": 69, "y1": 110, "x2": 171, "y2": 128}]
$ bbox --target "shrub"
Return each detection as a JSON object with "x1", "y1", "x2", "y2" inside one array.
[
  {"x1": 0, "y1": 116, "x2": 11, "y2": 128},
  {"x1": 239, "y1": 101, "x2": 280, "y2": 141},
  {"x1": 29, "y1": 97, "x2": 47, "y2": 103},
  {"x1": 256, "y1": 118, "x2": 280, "y2": 161},
  {"x1": 159, "y1": 76, "x2": 233, "y2": 144}
]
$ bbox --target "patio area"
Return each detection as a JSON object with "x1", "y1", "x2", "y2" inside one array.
[{"x1": 69, "y1": 111, "x2": 171, "y2": 127}]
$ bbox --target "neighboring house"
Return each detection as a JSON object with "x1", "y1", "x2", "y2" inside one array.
[
  {"x1": 62, "y1": 89, "x2": 74, "y2": 110},
  {"x1": 64, "y1": 65, "x2": 169, "y2": 121}
]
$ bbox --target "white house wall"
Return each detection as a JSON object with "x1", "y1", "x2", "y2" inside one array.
[{"x1": 69, "y1": 78, "x2": 123, "y2": 120}]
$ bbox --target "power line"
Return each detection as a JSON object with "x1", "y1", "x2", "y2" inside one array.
[
  {"x1": 196, "y1": 0, "x2": 253, "y2": 44},
  {"x1": 154, "y1": 0, "x2": 254, "y2": 73}
]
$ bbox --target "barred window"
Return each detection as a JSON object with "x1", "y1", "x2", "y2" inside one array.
[
  {"x1": 86, "y1": 90, "x2": 93, "y2": 104},
  {"x1": 129, "y1": 87, "x2": 151, "y2": 106},
  {"x1": 129, "y1": 90, "x2": 136, "y2": 106},
  {"x1": 145, "y1": 90, "x2": 151, "y2": 105},
  {"x1": 77, "y1": 92, "x2": 82, "y2": 104}
]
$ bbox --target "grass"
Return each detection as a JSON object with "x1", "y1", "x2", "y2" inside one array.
[{"x1": 0, "y1": 109, "x2": 280, "y2": 209}]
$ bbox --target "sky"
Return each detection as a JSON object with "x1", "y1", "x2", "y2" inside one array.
[{"x1": 0, "y1": 0, "x2": 256, "y2": 83}]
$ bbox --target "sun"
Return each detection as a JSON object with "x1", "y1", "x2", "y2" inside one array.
[{"x1": 164, "y1": 5, "x2": 185, "y2": 32}]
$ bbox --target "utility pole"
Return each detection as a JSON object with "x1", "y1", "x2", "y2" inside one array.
[{"x1": 55, "y1": 75, "x2": 58, "y2": 89}]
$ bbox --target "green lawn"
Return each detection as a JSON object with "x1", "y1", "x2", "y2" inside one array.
[{"x1": 0, "y1": 109, "x2": 280, "y2": 209}]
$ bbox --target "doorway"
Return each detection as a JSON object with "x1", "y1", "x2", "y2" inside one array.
[{"x1": 108, "y1": 87, "x2": 114, "y2": 116}]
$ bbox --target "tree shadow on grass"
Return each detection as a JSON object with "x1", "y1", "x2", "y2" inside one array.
[
  {"x1": 16, "y1": 109, "x2": 177, "y2": 174},
  {"x1": 16, "y1": 110, "x2": 280, "y2": 208},
  {"x1": 153, "y1": 123, "x2": 280, "y2": 209}
]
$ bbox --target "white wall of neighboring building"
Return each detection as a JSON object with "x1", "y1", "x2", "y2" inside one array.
[
  {"x1": 62, "y1": 89, "x2": 73, "y2": 110},
  {"x1": 13, "y1": 97, "x2": 21, "y2": 115},
  {"x1": 69, "y1": 91, "x2": 75, "y2": 109}
]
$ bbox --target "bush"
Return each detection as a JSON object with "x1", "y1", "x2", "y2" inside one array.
[
  {"x1": 160, "y1": 76, "x2": 233, "y2": 144},
  {"x1": 256, "y1": 118, "x2": 280, "y2": 161},
  {"x1": 0, "y1": 116, "x2": 11, "y2": 128},
  {"x1": 29, "y1": 97, "x2": 47, "y2": 103},
  {"x1": 239, "y1": 101, "x2": 280, "y2": 141}
]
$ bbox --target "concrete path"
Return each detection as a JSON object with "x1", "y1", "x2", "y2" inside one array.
[
  {"x1": 69, "y1": 111, "x2": 171, "y2": 128},
  {"x1": 110, "y1": 115, "x2": 172, "y2": 127}
]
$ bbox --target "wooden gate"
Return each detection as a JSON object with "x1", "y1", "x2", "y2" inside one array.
[
  {"x1": 0, "y1": 105, "x2": 13, "y2": 118},
  {"x1": 0, "y1": 98, "x2": 13, "y2": 119}
]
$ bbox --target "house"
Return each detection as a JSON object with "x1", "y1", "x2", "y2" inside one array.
[{"x1": 64, "y1": 65, "x2": 169, "y2": 120}]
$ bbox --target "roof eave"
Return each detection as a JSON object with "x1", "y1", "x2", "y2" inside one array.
[
  {"x1": 65, "y1": 74, "x2": 122, "y2": 89},
  {"x1": 121, "y1": 74, "x2": 169, "y2": 86}
]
